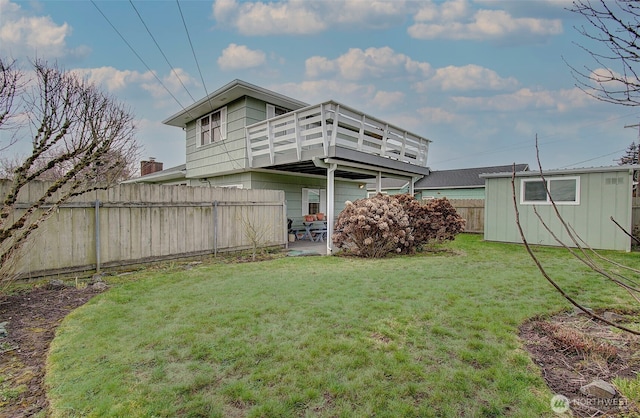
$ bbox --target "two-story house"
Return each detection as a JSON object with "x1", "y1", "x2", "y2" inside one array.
[{"x1": 132, "y1": 79, "x2": 432, "y2": 250}]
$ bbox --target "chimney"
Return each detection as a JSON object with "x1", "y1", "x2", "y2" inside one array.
[{"x1": 140, "y1": 158, "x2": 163, "y2": 176}]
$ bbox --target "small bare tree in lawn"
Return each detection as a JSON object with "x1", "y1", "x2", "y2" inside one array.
[
  {"x1": 0, "y1": 58, "x2": 139, "y2": 290},
  {"x1": 511, "y1": 139, "x2": 639, "y2": 335},
  {"x1": 238, "y1": 206, "x2": 276, "y2": 261}
]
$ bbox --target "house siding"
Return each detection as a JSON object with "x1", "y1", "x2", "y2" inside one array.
[
  {"x1": 185, "y1": 98, "x2": 249, "y2": 177},
  {"x1": 484, "y1": 170, "x2": 634, "y2": 251},
  {"x1": 249, "y1": 172, "x2": 366, "y2": 221}
]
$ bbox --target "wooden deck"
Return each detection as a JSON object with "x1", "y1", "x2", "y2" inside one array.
[{"x1": 246, "y1": 101, "x2": 431, "y2": 170}]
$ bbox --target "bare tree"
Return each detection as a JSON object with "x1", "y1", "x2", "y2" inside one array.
[
  {"x1": 0, "y1": 59, "x2": 24, "y2": 152},
  {"x1": 568, "y1": 0, "x2": 640, "y2": 106},
  {"x1": 0, "y1": 58, "x2": 139, "y2": 287},
  {"x1": 511, "y1": 138, "x2": 639, "y2": 335}
]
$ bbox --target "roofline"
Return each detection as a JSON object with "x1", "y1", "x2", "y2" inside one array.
[
  {"x1": 480, "y1": 165, "x2": 640, "y2": 179},
  {"x1": 122, "y1": 164, "x2": 187, "y2": 183},
  {"x1": 163, "y1": 79, "x2": 309, "y2": 127},
  {"x1": 416, "y1": 185, "x2": 484, "y2": 190}
]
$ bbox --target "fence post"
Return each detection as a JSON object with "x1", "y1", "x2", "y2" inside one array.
[
  {"x1": 213, "y1": 200, "x2": 218, "y2": 257},
  {"x1": 283, "y1": 202, "x2": 288, "y2": 249},
  {"x1": 94, "y1": 199, "x2": 101, "y2": 274}
]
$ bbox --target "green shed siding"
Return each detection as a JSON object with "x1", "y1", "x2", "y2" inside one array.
[
  {"x1": 484, "y1": 169, "x2": 634, "y2": 251},
  {"x1": 418, "y1": 187, "x2": 485, "y2": 200}
]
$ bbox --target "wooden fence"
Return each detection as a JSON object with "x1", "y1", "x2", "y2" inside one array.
[
  {"x1": 447, "y1": 199, "x2": 484, "y2": 233},
  {"x1": 2, "y1": 181, "x2": 286, "y2": 280}
]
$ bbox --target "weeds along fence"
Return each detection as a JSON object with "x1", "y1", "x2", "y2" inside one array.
[
  {"x1": 446, "y1": 199, "x2": 484, "y2": 233},
  {"x1": 2, "y1": 181, "x2": 287, "y2": 280}
]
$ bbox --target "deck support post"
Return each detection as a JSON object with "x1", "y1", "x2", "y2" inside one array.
[{"x1": 326, "y1": 163, "x2": 337, "y2": 255}]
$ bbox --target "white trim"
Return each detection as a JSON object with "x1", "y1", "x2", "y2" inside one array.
[{"x1": 520, "y1": 176, "x2": 581, "y2": 205}]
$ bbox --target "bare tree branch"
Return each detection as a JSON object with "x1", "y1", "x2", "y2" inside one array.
[
  {"x1": 510, "y1": 163, "x2": 640, "y2": 335},
  {"x1": 568, "y1": 0, "x2": 640, "y2": 106},
  {"x1": 0, "y1": 58, "x2": 139, "y2": 287}
]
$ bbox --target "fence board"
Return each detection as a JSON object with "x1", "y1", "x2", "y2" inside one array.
[
  {"x1": 447, "y1": 199, "x2": 485, "y2": 234},
  {"x1": 1, "y1": 181, "x2": 286, "y2": 279}
]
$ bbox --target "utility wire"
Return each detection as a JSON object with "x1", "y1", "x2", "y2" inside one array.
[
  {"x1": 129, "y1": 0, "x2": 197, "y2": 103},
  {"x1": 431, "y1": 110, "x2": 640, "y2": 167},
  {"x1": 91, "y1": 0, "x2": 194, "y2": 119},
  {"x1": 176, "y1": 0, "x2": 242, "y2": 169},
  {"x1": 559, "y1": 148, "x2": 626, "y2": 168}
]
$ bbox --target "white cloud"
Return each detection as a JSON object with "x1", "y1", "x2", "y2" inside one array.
[
  {"x1": 306, "y1": 47, "x2": 431, "y2": 80},
  {"x1": 416, "y1": 107, "x2": 459, "y2": 124},
  {"x1": 408, "y1": 0, "x2": 562, "y2": 41},
  {"x1": 212, "y1": 0, "x2": 411, "y2": 35},
  {"x1": 451, "y1": 87, "x2": 593, "y2": 112},
  {"x1": 217, "y1": 44, "x2": 266, "y2": 71},
  {"x1": 372, "y1": 91, "x2": 405, "y2": 108},
  {"x1": 415, "y1": 64, "x2": 518, "y2": 92},
  {"x1": 0, "y1": 0, "x2": 83, "y2": 58},
  {"x1": 71, "y1": 67, "x2": 155, "y2": 91},
  {"x1": 275, "y1": 80, "x2": 376, "y2": 104}
]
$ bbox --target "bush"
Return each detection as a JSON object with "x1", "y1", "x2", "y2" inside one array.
[
  {"x1": 332, "y1": 194, "x2": 465, "y2": 257},
  {"x1": 415, "y1": 196, "x2": 466, "y2": 245},
  {"x1": 332, "y1": 194, "x2": 413, "y2": 258}
]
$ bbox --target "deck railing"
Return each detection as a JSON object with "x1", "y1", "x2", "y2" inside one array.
[{"x1": 246, "y1": 101, "x2": 430, "y2": 168}]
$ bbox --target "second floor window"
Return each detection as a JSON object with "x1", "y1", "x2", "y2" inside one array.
[{"x1": 196, "y1": 107, "x2": 227, "y2": 147}]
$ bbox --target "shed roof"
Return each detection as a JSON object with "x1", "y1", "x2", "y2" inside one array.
[
  {"x1": 415, "y1": 164, "x2": 529, "y2": 189},
  {"x1": 480, "y1": 164, "x2": 640, "y2": 179}
]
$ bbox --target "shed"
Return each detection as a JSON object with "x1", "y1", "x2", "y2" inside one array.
[{"x1": 481, "y1": 165, "x2": 640, "y2": 251}]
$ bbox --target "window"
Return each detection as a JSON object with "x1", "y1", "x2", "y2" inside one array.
[
  {"x1": 301, "y1": 188, "x2": 326, "y2": 216},
  {"x1": 520, "y1": 176, "x2": 580, "y2": 205},
  {"x1": 266, "y1": 104, "x2": 290, "y2": 118},
  {"x1": 196, "y1": 107, "x2": 227, "y2": 147}
]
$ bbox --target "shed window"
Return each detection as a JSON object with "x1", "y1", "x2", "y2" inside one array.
[
  {"x1": 521, "y1": 176, "x2": 580, "y2": 205},
  {"x1": 196, "y1": 107, "x2": 227, "y2": 147}
]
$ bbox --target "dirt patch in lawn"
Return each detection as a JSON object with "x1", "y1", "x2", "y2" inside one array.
[
  {"x1": 0, "y1": 283, "x2": 105, "y2": 418},
  {"x1": 520, "y1": 310, "x2": 640, "y2": 417}
]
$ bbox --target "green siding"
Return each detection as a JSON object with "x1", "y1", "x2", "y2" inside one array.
[
  {"x1": 249, "y1": 172, "x2": 366, "y2": 221},
  {"x1": 186, "y1": 97, "x2": 250, "y2": 177},
  {"x1": 417, "y1": 188, "x2": 485, "y2": 200},
  {"x1": 484, "y1": 170, "x2": 634, "y2": 251}
]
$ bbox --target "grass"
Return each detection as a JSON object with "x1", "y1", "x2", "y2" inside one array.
[{"x1": 45, "y1": 234, "x2": 639, "y2": 417}]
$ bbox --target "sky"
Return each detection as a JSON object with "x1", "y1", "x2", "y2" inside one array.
[{"x1": 1, "y1": 0, "x2": 639, "y2": 172}]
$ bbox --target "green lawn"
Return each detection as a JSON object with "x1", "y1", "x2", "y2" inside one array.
[{"x1": 45, "y1": 234, "x2": 639, "y2": 417}]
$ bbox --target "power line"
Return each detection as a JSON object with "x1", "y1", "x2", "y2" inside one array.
[
  {"x1": 176, "y1": 0, "x2": 242, "y2": 170},
  {"x1": 90, "y1": 0, "x2": 193, "y2": 119},
  {"x1": 430, "y1": 111, "x2": 640, "y2": 166},
  {"x1": 559, "y1": 148, "x2": 626, "y2": 168},
  {"x1": 129, "y1": 0, "x2": 197, "y2": 103}
]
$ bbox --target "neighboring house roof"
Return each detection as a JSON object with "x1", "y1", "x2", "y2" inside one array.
[
  {"x1": 163, "y1": 79, "x2": 309, "y2": 127},
  {"x1": 122, "y1": 164, "x2": 186, "y2": 184},
  {"x1": 480, "y1": 164, "x2": 640, "y2": 179},
  {"x1": 415, "y1": 164, "x2": 529, "y2": 189}
]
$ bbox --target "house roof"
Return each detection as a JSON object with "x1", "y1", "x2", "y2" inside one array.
[
  {"x1": 415, "y1": 164, "x2": 529, "y2": 189},
  {"x1": 122, "y1": 164, "x2": 187, "y2": 184},
  {"x1": 480, "y1": 164, "x2": 640, "y2": 179},
  {"x1": 163, "y1": 79, "x2": 309, "y2": 127}
]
